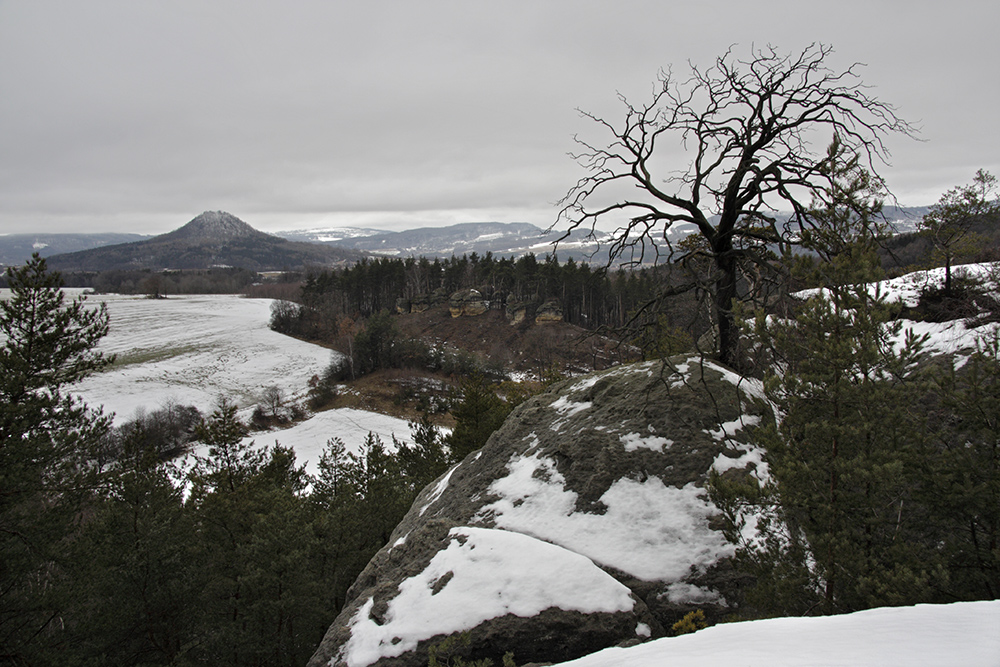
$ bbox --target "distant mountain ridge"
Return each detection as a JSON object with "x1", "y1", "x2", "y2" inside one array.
[
  {"x1": 2, "y1": 206, "x2": 935, "y2": 272},
  {"x1": 274, "y1": 207, "x2": 933, "y2": 262},
  {"x1": 42, "y1": 211, "x2": 363, "y2": 272},
  {"x1": 275, "y1": 221, "x2": 606, "y2": 262},
  {"x1": 0, "y1": 233, "x2": 151, "y2": 267}
]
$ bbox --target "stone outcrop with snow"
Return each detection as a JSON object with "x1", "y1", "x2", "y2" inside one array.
[{"x1": 308, "y1": 354, "x2": 770, "y2": 667}]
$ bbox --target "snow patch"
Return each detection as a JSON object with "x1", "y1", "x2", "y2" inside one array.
[
  {"x1": 551, "y1": 600, "x2": 1000, "y2": 667},
  {"x1": 477, "y1": 453, "x2": 733, "y2": 581},
  {"x1": 342, "y1": 526, "x2": 634, "y2": 667},
  {"x1": 419, "y1": 465, "x2": 458, "y2": 516},
  {"x1": 663, "y1": 582, "x2": 724, "y2": 605},
  {"x1": 711, "y1": 445, "x2": 770, "y2": 483},
  {"x1": 550, "y1": 396, "x2": 592, "y2": 417},
  {"x1": 707, "y1": 414, "x2": 761, "y2": 441},
  {"x1": 620, "y1": 432, "x2": 673, "y2": 452}
]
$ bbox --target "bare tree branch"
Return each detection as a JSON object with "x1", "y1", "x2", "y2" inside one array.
[{"x1": 556, "y1": 43, "x2": 915, "y2": 368}]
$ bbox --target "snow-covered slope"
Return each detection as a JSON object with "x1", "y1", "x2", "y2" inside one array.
[
  {"x1": 65, "y1": 292, "x2": 415, "y2": 463},
  {"x1": 70, "y1": 293, "x2": 334, "y2": 420},
  {"x1": 551, "y1": 600, "x2": 1000, "y2": 667}
]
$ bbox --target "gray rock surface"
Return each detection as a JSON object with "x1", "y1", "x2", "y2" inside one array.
[{"x1": 308, "y1": 354, "x2": 770, "y2": 667}]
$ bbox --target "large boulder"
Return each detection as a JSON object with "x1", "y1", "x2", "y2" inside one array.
[
  {"x1": 534, "y1": 298, "x2": 564, "y2": 324},
  {"x1": 449, "y1": 289, "x2": 489, "y2": 317},
  {"x1": 505, "y1": 299, "x2": 536, "y2": 326},
  {"x1": 308, "y1": 354, "x2": 770, "y2": 667}
]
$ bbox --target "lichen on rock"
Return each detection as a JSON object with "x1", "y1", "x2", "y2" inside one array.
[{"x1": 308, "y1": 354, "x2": 771, "y2": 667}]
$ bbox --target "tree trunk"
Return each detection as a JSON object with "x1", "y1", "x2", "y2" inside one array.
[{"x1": 714, "y1": 252, "x2": 740, "y2": 369}]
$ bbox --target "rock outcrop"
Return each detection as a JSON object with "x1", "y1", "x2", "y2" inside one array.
[
  {"x1": 448, "y1": 289, "x2": 489, "y2": 317},
  {"x1": 505, "y1": 299, "x2": 535, "y2": 325},
  {"x1": 534, "y1": 298, "x2": 564, "y2": 324},
  {"x1": 308, "y1": 354, "x2": 770, "y2": 667}
]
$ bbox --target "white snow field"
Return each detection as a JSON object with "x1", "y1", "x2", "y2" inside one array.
[
  {"x1": 203, "y1": 407, "x2": 419, "y2": 479},
  {"x1": 69, "y1": 293, "x2": 333, "y2": 420},
  {"x1": 551, "y1": 600, "x2": 1000, "y2": 667},
  {"x1": 61, "y1": 293, "x2": 416, "y2": 467}
]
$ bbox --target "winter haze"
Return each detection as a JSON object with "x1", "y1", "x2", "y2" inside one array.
[{"x1": 1, "y1": 1, "x2": 998, "y2": 236}]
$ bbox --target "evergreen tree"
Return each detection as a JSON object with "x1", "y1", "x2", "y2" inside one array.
[
  {"x1": 712, "y1": 147, "x2": 937, "y2": 615},
  {"x1": 0, "y1": 254, "x2": 113, "y2": 661},
  {"x1": 446, "y1": 373, "x2": 510, "y2": 464},
  {"x1": 919, "y1": 169, "x2": 999, "y2": 296},
  {"x1": 928, "y1": 332, "x2": 1000, "y2": 600},
  {"x1": 395, "y1": 413, "x2": 449, "y2": 494},
  {"x1": 352, "y1": 310, "x2": 399, "y2": 375},
  {"x1": 185, "y1": 403, "x2": 325, "y2": 666},
  {"x1": 57, "y1": 423, "x2": 194, "y2": 665}
]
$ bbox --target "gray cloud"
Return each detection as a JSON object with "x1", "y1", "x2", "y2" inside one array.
[{"x1": 1, "y1": 0, "x2": 997, "y2": 235}]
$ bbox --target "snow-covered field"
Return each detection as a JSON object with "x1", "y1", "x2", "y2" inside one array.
[
  {"x1": 56, "y1": 292, "x2": 416, "y2": 467},
  {"x1": 552, "y1": 600, "x2": 1000, "y2": 667},
  {"x1": 66, "y1": 293, "x2": 333, "y2": 420}
]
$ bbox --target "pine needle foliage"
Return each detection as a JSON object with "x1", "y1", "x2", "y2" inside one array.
[{"x1": 712, "y1": 145, "x2": 940, "y2": 615}]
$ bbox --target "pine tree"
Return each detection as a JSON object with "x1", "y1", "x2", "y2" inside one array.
[
  {"x1": 56, "y1": 423, "x2": 193, "y2": 664},
  {"x1": 919, "y1": 169, "x2": 999, "y2": 296},
  {"x1": 928, "y1": 332, "x2": 1000, "y2": 600},
  {"x1": 185, "y1": 402, "x2": 324, "y2": 665},
  {"x1": 713, "y1": 145, "x2": 937, "y2": 615},
  {"x1": 0, "y1": 253, "x2": 114, "y2": 661},
  {"x1": 446, "y1": 373, "x2": 510, "y2": 464}
]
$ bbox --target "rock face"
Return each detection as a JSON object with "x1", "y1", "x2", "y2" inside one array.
[
  {"x1": 448, "y1": 289, "x2": 489, "y2": 317},
  {"x1": 534, "y1": 298, "x2": 564, "y2": 324},
  {"x1": 308, "y1": 354, "x2": 770, "y2": 667},
  {"x1": 505, "y1": 300, "x2": 533, "y2": 325}
]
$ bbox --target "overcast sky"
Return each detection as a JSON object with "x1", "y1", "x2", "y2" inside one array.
[{"x1": 1, "y1": 1, "x2": 997, "y2": 236}]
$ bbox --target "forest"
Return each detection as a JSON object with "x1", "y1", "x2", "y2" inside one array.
[{"x1": 0, "y1": 255, "x2": 542, "y2": 665}]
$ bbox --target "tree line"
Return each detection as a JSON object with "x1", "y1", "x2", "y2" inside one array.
[{"x1": 303, "y1": 253, "x2": 702, "y2": 329}]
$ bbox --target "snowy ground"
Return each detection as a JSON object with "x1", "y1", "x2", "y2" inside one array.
[
  {"x1": 56, "y1": 293, "x2": 416, "y2": 464},
  {"x1": 67, "y1": 293, "x2": 335, "y2": 421},
  {"x1": 196, "y1": 407, "x2": 420, "y2": 479},
  {"x1": 794, "y1": 262, "x2": 1000, "y2": 363},
  {"x1": 551, "y1": 600, "x2": 1000, "y2": 667}
]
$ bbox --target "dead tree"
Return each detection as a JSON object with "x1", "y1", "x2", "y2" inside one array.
[{"x1": 557, "y1": 43, "x2": 914, "y2": 369}]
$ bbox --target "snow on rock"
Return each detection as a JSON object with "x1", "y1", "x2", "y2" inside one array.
[
  {"x1": 308, "y1": 354, "x2": 773, "y2": 667},
  {"x1": 620, "y1": 430, "x2": 673, "y2": 452},
  {"x1": 341, "y1": 527, "x2": 636, "y2": 667},
  {"x1": 550, "y1": 600, "x2": 1000, "y2": 667},
  {"x1": 476, "y1": 453, "x2": 734, "y2": 581}
]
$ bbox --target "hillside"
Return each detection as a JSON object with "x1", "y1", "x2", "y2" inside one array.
[
  {"x1": 44, "y1": 211, "x2": 364, "y2": 272},
  {"x1": 278, "y1": 221, "x2": 618, "y2": 263},
  {"x1": 0, "y1": 232, "x2": 150, "y2": 268}
]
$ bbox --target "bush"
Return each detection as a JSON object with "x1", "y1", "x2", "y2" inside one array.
[
  {"x1": 269, "y1": 299, "x2": 301, "y2": 334},
  {"x1": 671, "y1": 609, "x2": 707, "y2": 636},
  {"x1": 307, "y1": 371, "x2": 340, "y2": 410},
  {"x1": 915, "y1": 274, "x2": 998, "y2": 323}
]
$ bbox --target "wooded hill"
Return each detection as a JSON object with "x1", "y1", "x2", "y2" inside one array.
[{"x1": 42, "y1": 211, "x2": 364, "y2": 272}]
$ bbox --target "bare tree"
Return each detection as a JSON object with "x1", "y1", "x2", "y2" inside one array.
[
  {"x1": 261, "y1": 385, "x2": 284, "y2": 418},
  {"x1": 558, "y1": 43, "x2": 914, "y2": 368}
]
